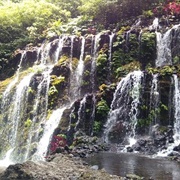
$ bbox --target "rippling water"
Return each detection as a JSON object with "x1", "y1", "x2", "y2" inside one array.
[{"x1": 85, "y1": 152, "x2": 180, "y2": 180}]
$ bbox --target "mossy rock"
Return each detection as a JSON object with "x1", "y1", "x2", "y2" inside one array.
[{"x1": 116, "y1": 61, "x2": 141, "y2": 78}]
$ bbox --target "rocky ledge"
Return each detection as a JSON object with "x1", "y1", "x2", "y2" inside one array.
[{"x1": 0, "y1": 154, "x2": 122, "y2": 180}]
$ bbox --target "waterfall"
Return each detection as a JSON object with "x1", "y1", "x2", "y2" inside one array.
[
  {"x1": 0, "y1": 149, "x2": 14, "y2": 167},
  {"x1": 24, "y1": 70, "x2": 51, "y2": 160},
  {"x1": 149, "y1": 18, "x2": 159, "y2": 31},
  {"x1": 76, "y1": 36, "x2": 85, "y2": 96},
  {"x1": 107, "y1": 33, "x2": 114, "y2": 83},
  {"x1": 70, "y1": 36, "x2": 85, "y2": 100},
  {"x1": 155, "y1": 30, "x2": 172, "y2": 67},
  {"x1": 91, "y1": 33, "x2": 101, "y2": 92},
  {"x1": 149, "y1": 74, "x2": 160, "y2": 126},
  {"x1": 39, "y1": 42, "x2": 51, "y2": 65},
  {"x1": 10, "y1": 73, "x2": 34, "y2": 147},
  {"x1": 104, "y1": 71, "x2": 143, "y2": 145},
  {"x1": 75, "y1": 95, "x2": 87, "y2": 131},
  {"x1": 0, "y1": 73, "x2": 34, "y2": 165},
  {"x1": 1, "y1": 51, "x2": 26, "y2": 111},
  {"x1": 155, "y1": 24, "x2": 180, "y2": 67},
  {"x1": 157, "y1": 75, "x2": 180, "y2": 156},
  {"x1": 33, "y1": 107, "x2": 66, "y2": 161},
  {"x1": 152, "y1": 18, "x2": 159, "y2": 30},
  {"x1": 128, "y1": 71, "x2": 143, "y2": 143},
  {"x1": 173, "y1": 75, "x2": 180, "y2": 145},
  {"x1": 0, "y1": 36, "x2": 64, "y2": 164},
  {"x1": 54, "y1": 35, "x2": 66, "y2": 63},
  {"x1": 69, "y1": 35, "x2": 75, "y2": 71},
  {"x1": 90, "y1": 94, "x2": 96, "y2": 136}
]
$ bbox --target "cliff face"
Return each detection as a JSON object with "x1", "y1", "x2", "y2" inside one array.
[{"x1": 0, "y1": 14, "x2": 180, "y2": 163}]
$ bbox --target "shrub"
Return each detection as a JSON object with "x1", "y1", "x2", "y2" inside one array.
[{"x1": 49, "y1": 135, "x2": 67, "y2": 153}]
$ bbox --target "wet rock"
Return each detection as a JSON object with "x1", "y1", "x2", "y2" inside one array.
[
  {"x1": 91, "y1": 165, "x2": 99, "y2": 170},
  {"x1": 173, "y1": 144, "x2": 180, "y2": 152},
  {"x1": 126, "y1": 173, "x2": 144, "y2": 180},
  {"x1": 127, "y1": 147, "x2": 133, "y2": 152},
  {"x1": 137, "y1": 139, "x2": 146, "y2": 146},
  {"x1": 0, "y1": 154, "x2": 121, "y2": 180},
  {"x1": 154, "y1": 135, "x2": 166, "y2": 146}
]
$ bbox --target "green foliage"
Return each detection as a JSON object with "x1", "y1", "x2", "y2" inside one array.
[
  {"x1": 116, "y1": 61, "x2": 141, "y2": 78},
  {"x1": 28, "y1": 87, "x2": 34, "y2": 94},
  {"x1": 78, "y1": 0, "x2": 105, "y2": 18},
  {"x1": 96, "y1": 53, "x2": 108, "y2": 85},
  {"x1": 159, "y1": 66, "x2": 175, "y2": 76},
  {"x1": 48, "y1": 86, "x2": 58, "y2": 96},
  {"x1": 48, "y1": 85, "x2": 58, "y2": 109},
  {"x1": 173, "y1": 56, "x2": 180, "y2": 64},
  {"x1": 0, "y1": 0, "x2": 71, "y2": 69},
  {"x1": 161, "y1": 103, "x2": 168, "y2": 111},
  {"x1": 58, "y1": 55, "x2": 69, "y2": 66},
  {"x1": 96, "y1": 99, "x2": 110, "y2": 117},
  {"x1": 51, "y1": 75, "x2": 65, "y2": 87},
  {"x1": 84, "y1": 55, "x2": 92, "y2": 64},
  {"x1": 143, "y1": 10, "x2": 154, "y2": 18},
  {"x1": 96, "y1": 53, "x2": 108, "y2": 67},
  {"x1": 117, "y1": 26, "x2": 131, "y2": 36},
  {"x1": 140, "y1": 32, "x2": 156, "y2": 66},
  {"x1": 0, "y1": 1, "x2": 69, "y2": 43},
  {"x1": 93, "y1": 121, "x2": 102, "y2": 134},
  {"x1": 24, "y1": 118, "x2": 32, "y2": 128},
  {"x1": 138, "y1": 108, "x2": 160, "y2": 127},
  {"x1": 57, "y1": 134, "x2": 67, "y2": 139}
]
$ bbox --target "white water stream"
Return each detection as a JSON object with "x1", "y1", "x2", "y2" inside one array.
[
  {"x1": 150, "y1": 74, "x2": 159, "y2": 126},
  {"x1": 155, "y1": 24, "x2": 180, "y2": 67},
  {"x1": 1, "y1": 51, "x2": 26, "y2": 111},
  {"x1": 157, "y1": 75, "x2": 180, "y2": 156},
  {"x1": 107, "y1": 33, "x2": 114, "y2": 83},
  {"x1": 104, "y1": 71, "x2": 143, "y2": 146},
  {"x1": 33, "y1": 107, "x2": 66, "y2": 161}
]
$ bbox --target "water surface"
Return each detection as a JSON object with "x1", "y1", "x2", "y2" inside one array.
[{"x1": 85, "y1": 152, "x2": 180, "y2": 180}]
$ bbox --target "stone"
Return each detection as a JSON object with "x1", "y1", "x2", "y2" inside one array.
[{"x1": 0, "y1": 154, "x2": 122, "y2": 180}]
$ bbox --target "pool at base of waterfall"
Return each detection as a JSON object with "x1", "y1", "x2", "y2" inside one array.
[{"x1": 85, "y1": 152, "x2": 180, "y2": 180}]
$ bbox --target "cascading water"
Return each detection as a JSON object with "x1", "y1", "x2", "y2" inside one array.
[
  {"x1": 149, "y1": 74, "x2": 160, "y2": 126},
  {"x1": 24, "y1": 70, "x2": 51, "y2": 161},
  {"x1": 149, "y1": 18, "x2": 159, "y2": 31},
  {"x1": 155, "y1": 30, "x2": 172, "y2": 67},
  {"x1": 54, "y1": 35, "x2": 66, "y2": 63},
  {"x1": 69, "y1": 35, "x2": 75, "y2": 71},
  {"x1": 128, "y1": 71, "x2": 143, "y2": 146},
  {"x1": 75, "y1": 95, "x2": 87, "y2": 131},
  {"x1": 104, "y1": 71, "x2": 143, "y2": 146},
  {"x1": 155, "y1": 24, "x2": 180, "y2": 67},
  {"x1": 90, "y1": 94, "x2": 96, "y2": 136},
  {"x1": 69, "y1": 36, "x2": 85, "y2": 100},
  {"x1": 157, "y1": 75, "x2": 180, "y2": 156},
  {"x1": 0, "y1": 72, "x2": 34, "y2": 164},
  {"x1": 0, "y1": 36, "x2": 65, "y2": 164},
  {"x1": 0, "y1": 149, "x2": 14, "y2": 167},
  {"x1": 173, "y1": 74, "x2": 180, "y2": 146},
  {"x1": 10, "y1": 73, "x2": 34, "y2": 147},
  {"x1": 33, "y1": 107, "x2": 66, "y2": 161},
  {"x1": 91, "y1": 33, "x2": 101, "y2": 92},
  {"x1": 39, "y1": 42, "x2": 51, "y2": 65},
  {"x1": 1, "y1": 51, "x2": 26, "y2": 111},
  {"x1": 107, "y1": 33, "x2": 114, "y2": 83}
]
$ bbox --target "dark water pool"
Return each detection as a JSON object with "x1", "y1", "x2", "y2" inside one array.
[{"x1": 85, "y1": 152, "x2": 180, "y2": 180}]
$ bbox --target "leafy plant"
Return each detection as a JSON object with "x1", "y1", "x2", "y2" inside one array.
[
  {"x1": 96, "y1": 99, "x2": 110, "y2": 117},
  {"x1": 24, "y1": 118, "x2": 32, "y2": 128},
  {"x1": 49, "y1": 135, "x2": 67, "y2": 153},
  {"x1": 93, "y1": 121, "x2": 102, "y2": 134}
]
